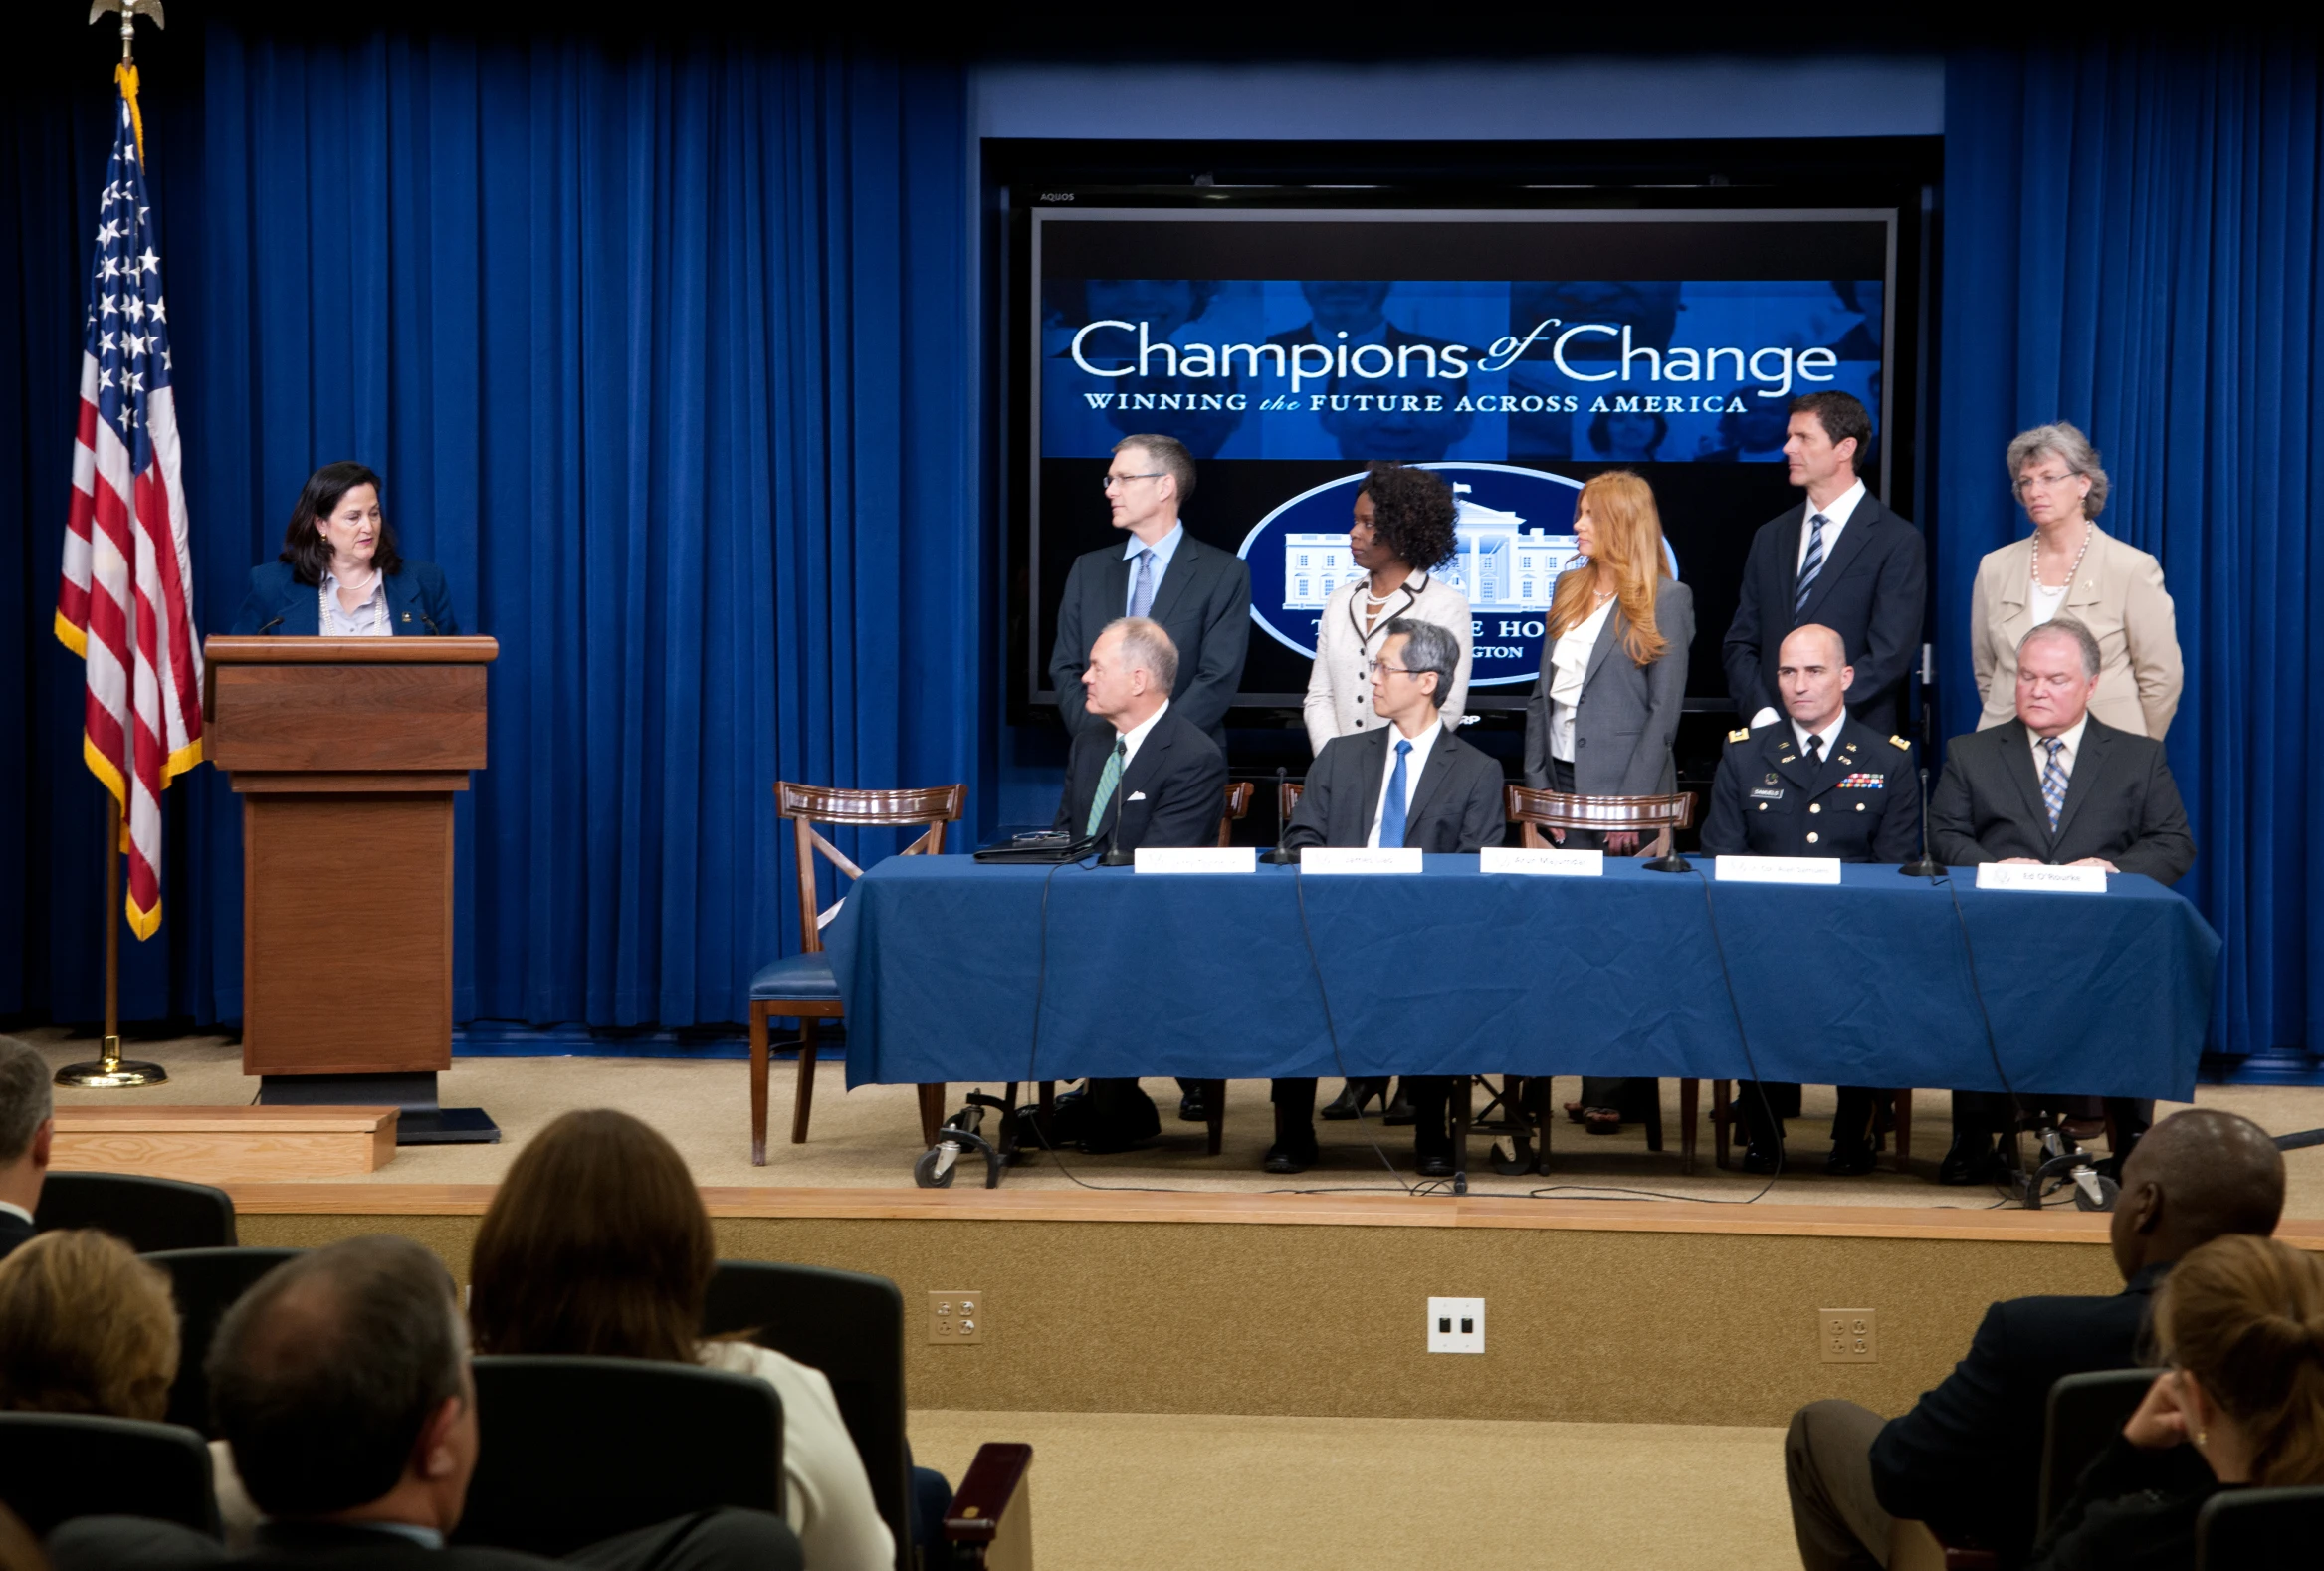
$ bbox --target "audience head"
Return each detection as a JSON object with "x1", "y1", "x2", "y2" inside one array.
[
  {"x1": 2151, "y1": 1234, "x2": 2324, "y2": 1486},
  {"x1": 1777, "y1": 624, "x2": 1853, "y2": 732},
  {"x1": 1082, "y1": 618, "x2": 1178, "y2": 731},
  {"x1": 2014, "y1": 619, "x2": 2102, "y2": 737},
  {"x1": 1372, "y1": 619, "x2": 1457, "y2": 732},
  {"x1": 0, "y1": 1040, "x2": 53, "y2": 1220},
  {"x1": 1785, "y1": 391, "x2": 1871, "y2": 490},
  {"x1": 1106, "y1": 433, "x2": 1193, "y2": 533},
  {"x1": 1353, "y1": 463, "x2": 1458, "y2": 576},
  {"x1": 469, "y1": 1108, "x2": 711, "y2": 1364},
  {"x1": 2109, "y1": 1108, "x2": 2285, "y2": 1281},
  {"x1": 0, "y1": 1230, "x2": 177, "y2": 1420},
  {"x1": 209, "y1": 1235, "x2": 473, "y2": 1529},
  {"x1": 2007, "y1": 421, "x2": 2108, "y2": 526}
]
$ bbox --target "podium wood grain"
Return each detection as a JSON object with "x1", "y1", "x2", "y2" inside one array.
[{"x1": 205, "y1": 636, "x2": 495, "y2": 1079}]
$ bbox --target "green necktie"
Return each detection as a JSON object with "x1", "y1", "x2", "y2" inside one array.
[{"x1": 1085, "y1": 739, "x2": 1128, "y2": 835}]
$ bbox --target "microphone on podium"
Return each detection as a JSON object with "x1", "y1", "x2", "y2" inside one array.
[
  {"x1": 1899, "y1": 766, "x2": 1944, "y2": 878},
  {"x1": 1261, "y1": 766, "x2": 1298, "y2": 865}
]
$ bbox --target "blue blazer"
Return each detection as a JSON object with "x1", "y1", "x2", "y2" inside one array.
[{"x1": 229, "y1": 560, "x2": 462, "y2": 636}]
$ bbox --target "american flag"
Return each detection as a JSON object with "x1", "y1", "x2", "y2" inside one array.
[{"x1": 55, "y1": 65, "x2": 202, "y2": 943}]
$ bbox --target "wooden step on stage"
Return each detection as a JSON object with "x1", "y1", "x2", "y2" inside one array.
[{"x1": 53, "y1": 1106, "x2": 400, "y2": 1182}]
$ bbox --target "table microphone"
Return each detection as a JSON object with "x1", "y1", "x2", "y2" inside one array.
[
  {"x1": 1096, "y1": 762, "x2": 1134, "y2": 867},
  {"x1": 1899, "y1": 765, "x2": 1945, "y2": 878},
  {"x1": 1261, "y1": 766, "x2": 1298, "y2": 865}
]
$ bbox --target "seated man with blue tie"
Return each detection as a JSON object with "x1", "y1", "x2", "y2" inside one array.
[
  {"x1": 1052, "y1": 617, "x2": 1230, "y2": 1153},
  {"x1": 1928, "y1": 617, "x2": 2196, "y2": 1183},
  {"x1": 1268, "y1": 618, "x2": 1507, "y2": 1176}
]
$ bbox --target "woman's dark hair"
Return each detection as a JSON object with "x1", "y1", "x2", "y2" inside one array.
[
  {"x1": 469, "y1": 1110, "x2": 713, "y2": 1365},
  {"x1": 1356, "y1": 463, "x2": 1459, "y2": 573},
  {"x1": 1587, "y1": 407, "x2": 1669, "y2": 460},
  {"x1": 279, "y1": 461, "x2": 402, "y2": 585}
]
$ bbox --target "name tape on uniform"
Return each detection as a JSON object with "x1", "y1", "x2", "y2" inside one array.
[
  {"x1": 1133, "y1": 846, "x2": 1256, "y2": 875},
  {"x1": 1974, "y1": 863, "x2": 2108, "y2": 894},
  {"x1": 1299, "y1": 846, "x2": 1424, "y2": 875},
  {"x1": 1714, "y1": 854, "x2": 1843, "y2": 886},
  {"x1": 1479, "y1": 846, "x2": 1604, "y2": 877}
]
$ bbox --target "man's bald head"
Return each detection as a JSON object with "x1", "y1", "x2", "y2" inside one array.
[
  {"x1": 1780, "y1": 623, "x2": 1847, "y2": 669},
  {"x1": 1776, "y1": 623, "x2": 1853, "y2": 732},
  {"x1": 2110, "y1": 1108, "x2": 2286, "y2": 1280}
]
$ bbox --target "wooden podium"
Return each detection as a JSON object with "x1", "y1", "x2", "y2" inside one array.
[{"x1": 203, "y1": 635, "x2": 499, "y2": 1143}]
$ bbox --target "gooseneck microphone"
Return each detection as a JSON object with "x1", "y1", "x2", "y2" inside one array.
[
  {"x1": 1899, "y1": 765, "x2": 1944, "y2": 878},
  {"x1": 1261, "y1": 765, "x2": 1298, "y2": 865},
  {"x1": 256, "y1": 616, "x2": 285, "y2": 634},
  {"x1": 1096, "y1": 744, "x2": 1135, "y2": 867}
]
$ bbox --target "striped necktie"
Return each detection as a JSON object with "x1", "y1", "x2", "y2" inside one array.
[
  {"x1": 2039, "y1": 737, "x2": 2068, "y2": 833},
  {"x1": 1794, "y1": 513, "x2": 1830, "y2": 614},
  {"x1": 1129, "y1": 550, "x2": 1156, "y2": 619},
  {"x1": 1086, "y1": 739, "x2": 1128, "y2": 836}
]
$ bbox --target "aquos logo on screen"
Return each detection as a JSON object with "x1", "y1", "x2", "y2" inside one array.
[{"x1": 1236, "y1": 463, "x2": 1677, "y2": 689}]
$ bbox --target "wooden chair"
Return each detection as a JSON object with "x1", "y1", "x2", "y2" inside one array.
[
  {"x1": 750, "y1": 783, "x2": 964, "y2": 1162},
  {"x1": 1216, "y1": 781, "x2": 1253, "y2": 847},
  {"x1": 1280, "y1": 780, "x2": 1304, "y2": 821},
  {"x1": 1495, "y1": 786, "x2": 1704, "y2": 1172},
  {"x1": 944, "y1": 1442, "x2": 1035, "y2": 1570}
]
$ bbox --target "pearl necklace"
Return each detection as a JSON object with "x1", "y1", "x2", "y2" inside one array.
[{"x1": 2032, "y1": 521, "x2": 2093, "y2": 594}]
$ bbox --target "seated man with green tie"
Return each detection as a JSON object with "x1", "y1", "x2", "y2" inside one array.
[
  {"x1": 1269, "y1": 618, "x2": 1507, "y2": 1176},
  {"x1": 1050, "y1": 617, "x2": 1230, "y2": 1153}
]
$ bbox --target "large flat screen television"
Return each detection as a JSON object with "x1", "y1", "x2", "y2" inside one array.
[{"x1": 1021, "y1": 205, "x2": 1899, "y2": 713}]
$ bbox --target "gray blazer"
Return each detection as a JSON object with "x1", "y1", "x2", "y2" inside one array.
[{"x1": 1523, "y1": 576, "x2": 1695, "y2": 797}]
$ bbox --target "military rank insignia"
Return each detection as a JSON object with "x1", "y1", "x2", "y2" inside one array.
[{"x1": 1836, "y1": 772, "x2": 1886, "y2": 789}]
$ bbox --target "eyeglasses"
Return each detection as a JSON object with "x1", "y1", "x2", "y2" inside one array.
[
  {"x1": 1101, "y1": 472, "x2": 1165, "y2": 492},
  {"x1": 2014, "y1": 470, "x2": 2081, "y2": 495},
  {"x1": 1368, "y1": 661, "x2": 1417, "y2": 677}
]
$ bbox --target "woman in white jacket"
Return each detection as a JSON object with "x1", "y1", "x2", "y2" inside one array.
[
  {"x1": 469, "y1": 1110, "x2": 903, "y2": 1571},
  {"x1": 1303, "y1": 463, "x2": 1474, "y2": 1123}
]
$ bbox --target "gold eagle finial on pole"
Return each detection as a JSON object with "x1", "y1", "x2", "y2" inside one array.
[{"x1": 89, "y1": 1, "x2": 166, "y2": 63}]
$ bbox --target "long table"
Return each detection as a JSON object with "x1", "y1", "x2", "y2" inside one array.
[{"x1": 826, "y1": 856, "x2": 2220, "y2": 1101}]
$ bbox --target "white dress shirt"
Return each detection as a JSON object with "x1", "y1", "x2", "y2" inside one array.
[
  {"x1": 0, "y1": 1199, "x2": 31, "y2": 1228},
  {"x1": 1793, "y1": 713, "x2": 1846, "y2": 765},
  {"x1": 1367, "y1": 719, "x2": 1441, "y2": 848},
  {"x1": 1122, "y1": 523, "x2": 1185, "y2": 615},
  {"x1": 1545, "y1": 594, "x2": 1618, "y2": 763},
  {"x1": 1113, "y1": 698, "x2": 1170, "y2": 771},
  {"x1": 1795, "y1": 478, "x2": 1867, "y2": 572},
  {"x1": 318, "y1": 567, "x2": 392, "y2": 636},
  {"x1": 2028, "y1": 576, "x2": 2069, "y2": 628},
  {"x1": 2030, "y1": 713, "x2": 2091, "y2": 781}
]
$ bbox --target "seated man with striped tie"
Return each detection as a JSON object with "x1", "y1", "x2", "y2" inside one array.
[
  {"x1": 1050, "y1": 616, "x2": 1230, "y2": 1154},
  {"x1": 1270, "y1": 618, "x2": 1507, "y2": 1177},
  {"x1": 1927, "y1": 617, "x2": 2196, "y2": 1183}
]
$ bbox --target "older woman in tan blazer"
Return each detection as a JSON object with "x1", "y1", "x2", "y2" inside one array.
[{"x1": 1969, "y1": 422, "x2": 2183, "y2": 738}]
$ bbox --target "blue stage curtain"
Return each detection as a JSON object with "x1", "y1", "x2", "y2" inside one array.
[
  {"x1": 1, "y1": 24, "x2": 978, "y2": 1029},
  {"x1": 1938, "y1": 39, "x2": 2323, "y2": 1059}
]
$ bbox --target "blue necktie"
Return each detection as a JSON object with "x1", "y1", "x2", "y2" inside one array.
[
  {"x1": 1379, "y1": 739, "x2": 1412, "y2": 848},
  {"x1": 1795, "y1": 512, "x2": 1829, "y2": 614},
  {"x1": 2040, "y1": 737, "x2": 2068, "y2": 833},
  {"x1": 1129, "y1": 550, "x2": 1156, "y2": 619}
]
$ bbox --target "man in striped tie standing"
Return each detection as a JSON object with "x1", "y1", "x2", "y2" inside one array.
[{"x1": 1721, "y1": 391, "x2": 1925, "y2": 737}]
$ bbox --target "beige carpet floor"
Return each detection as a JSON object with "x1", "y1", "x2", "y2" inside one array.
[
  {"x1": 905, "y1": 1409, "x2": 1793, "y2": 1571},
  {"x1": 20, "y1": 1027, "x2": 2324, "y2": 1214}
]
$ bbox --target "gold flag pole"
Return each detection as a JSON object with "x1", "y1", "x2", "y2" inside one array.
[{"x1": 57, "y1": 0, "x2": 169, "y2": 1091}]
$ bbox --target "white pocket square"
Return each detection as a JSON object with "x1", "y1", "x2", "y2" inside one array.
[{"x1": 1128, "y1": 791, "x2": 1149, "y2": 802}]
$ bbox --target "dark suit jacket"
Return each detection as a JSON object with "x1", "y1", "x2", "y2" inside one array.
[
  {"x1": 46, "y1": 1516, "x2": 558, "y2": 1571},
  {"x1": 1928, "y1": 716, "x2": 2196, "y2": 884},
  {"x1": 1699, "y1": 716, "x2": 1920, "y2": 862},
  {"x1": 1052, "y1": 705, "x2": 1230, "y2": 853},
  {"x1": 0, "y1": 1207, "x2": 31, "y2": 1259},
  {"x1": 1721, "y1": 492, "x2": 1925, "y2": 728},
  {"x1": 1284, "y1": 723, "x2": 1506, "y2": 854},
  {"x1": 1048, "y1": 533, "x2": 1251, "y2": 751},
  {"x1": 1868, "y1": 1264, "x2": 2170, "y2": 1568},
  {"x1": 229, "y1": 561, "x2": 461, "y2": 637}
]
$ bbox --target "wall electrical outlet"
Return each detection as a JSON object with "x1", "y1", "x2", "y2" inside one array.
[
  {"x1": 1819, "y1": 1308, "x2": 1877, "y2": 1363},
  {"x1": 929, "y1": 1290, "x2": 986, "y2": 1345},
  {"x1": 1427, "y1": 1296, "x2": 1485, "y2": 1354}
]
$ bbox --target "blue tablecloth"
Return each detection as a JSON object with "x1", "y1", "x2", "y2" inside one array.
[{"x1": 825, "y1": 856, "x2": 2220, "y2": 1099}]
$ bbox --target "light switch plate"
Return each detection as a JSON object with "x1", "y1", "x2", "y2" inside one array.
[{"x1": 1427, "y1": 1296, "x2": 1485, "y2": 1354}]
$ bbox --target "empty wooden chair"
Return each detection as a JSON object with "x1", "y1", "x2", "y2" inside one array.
[{"x1": 1216, "y1": 780, "x2": 1253, "y2": 847}]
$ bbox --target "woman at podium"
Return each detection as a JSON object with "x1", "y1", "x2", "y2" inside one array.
[{"x1": 229, "y1": 461, "x2": 460, "y2": 636}]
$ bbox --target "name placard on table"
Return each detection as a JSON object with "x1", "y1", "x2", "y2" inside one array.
[
  {"x1": 1133, "y1": 846, "x2": 1256, "y2": 874},
  {"x1": 1298, "y1": 846, "x2": 1424, "y2": 875},
  {"x1": 1479, "y1": 846, "x2": 1603, "y2": 877},
  {"x1": 1975, "y1": 862, "x2": 2109, "y2": 894},
  {"x1": 1714, "y1": 855, "x2": 1843, "y2": 886}
]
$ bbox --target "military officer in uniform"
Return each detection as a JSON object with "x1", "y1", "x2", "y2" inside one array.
[{"x1": 1703, "y1": 623, "x2": 1920, "y2": 1175}]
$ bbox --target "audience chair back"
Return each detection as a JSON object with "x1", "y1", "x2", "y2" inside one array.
[
  {"x1": 703, "y1": 1260, "x2": 912, "y2": 1571},
  {"x1": 2195, "y1": 1485, "x2": 2324, "y2": 1571},
  {"x1": 34, "y1": 1172, "x2": 236, "y2": 1253},
  {"x1": 457, "y1": 1355, "x2": 783, "y2": 1558},
  {"x1": 944, "y1": 1441, "x2": 1034, "y2": 1571},
  {"x1": 1504, "y1": 785, "x2": 1697, "y2": 853},
  {"x1": 1216, "y1": 780, "x2": 1253, "y2": 847},
  {"x1": 2037, "y1": 1368, "x2": 2159, "y2": 1532},
  {"x1": 145, "y1": 1246, "x2": 305, "y2": 1434},
  {"x1": 0, "y1": 1412, "x2": 219, "y2": 1539},
  {"x1": 752, "y1": 782, "x2": 966, "y2": 1160}
]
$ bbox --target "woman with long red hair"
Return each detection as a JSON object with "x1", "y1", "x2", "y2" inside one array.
[{"x1": 1522, "y1": 469, "x2": 1694, "y2": 1135}]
